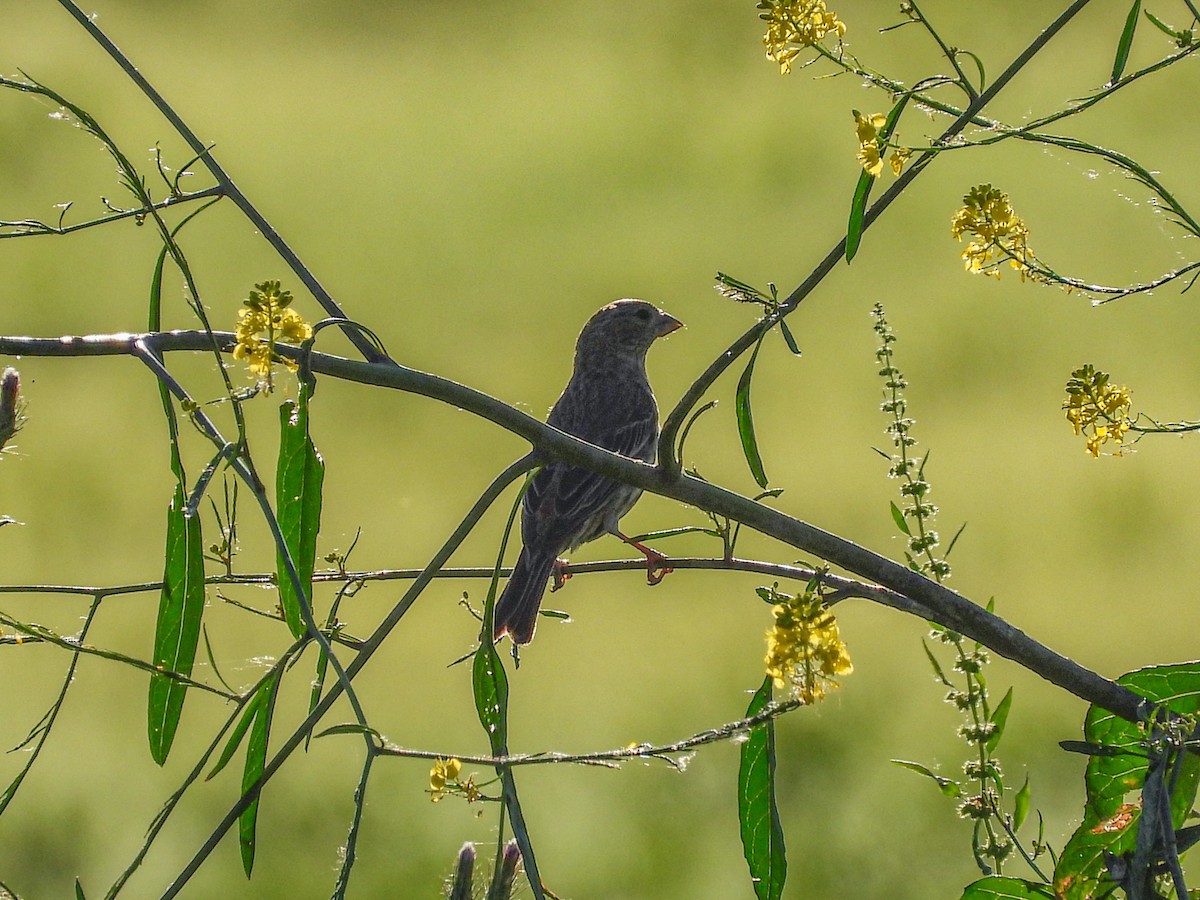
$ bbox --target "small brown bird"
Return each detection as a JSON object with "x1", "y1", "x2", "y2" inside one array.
[{"x1": 493, "y1": 299, "x2": 683, "y2": 644}]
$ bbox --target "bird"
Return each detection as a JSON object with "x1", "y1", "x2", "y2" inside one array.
[{"x1": 492, "y1": 299, "x2": 683, "y2": 644}]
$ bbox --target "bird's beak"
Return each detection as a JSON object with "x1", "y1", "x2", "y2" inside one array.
[{"x1": 657, "y1": 313, "x2": 683, "y2": 337}]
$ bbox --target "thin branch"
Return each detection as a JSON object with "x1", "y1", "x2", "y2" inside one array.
[
  {"x1": 657, "y1": 0, "x2": 1101, "y2": 472},
  {"x1": 158, "y1": 456, "x2": 534, "y2": 898},
  {"x1": 0, "y1": 186, "x2": 224, "y2": 238},
  {"x1": 0, "y1": 557, "x2": 923, "y2": 615},
  {"x1": 0, "y1": 607, "x2": 236, "y2": 700},
  {"x1": 0, "y1": 596, "x2": 102, "y2": 814},
  {"x1": 54, "y1": 0, "x2": 390, "y2": 366},
  {"x1": 375, "y1": 695, "x2": 806, "y2": 770}
]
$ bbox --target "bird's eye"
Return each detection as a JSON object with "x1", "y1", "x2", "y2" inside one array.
[{"x1": 636, "y1": 308, "x2": 652, "y2": 320}]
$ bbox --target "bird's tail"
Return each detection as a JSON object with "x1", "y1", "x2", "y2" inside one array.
[{"x1": 493, "y1": 546, "x2": 558, "y2": 644}]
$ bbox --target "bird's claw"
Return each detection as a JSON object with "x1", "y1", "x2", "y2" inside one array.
[
  {"x1": 645, "y1": 550, "x2": 673, "y2": 586},
  {"x1": 550, "y1": 558, "x2": 572, "y2": 593}
]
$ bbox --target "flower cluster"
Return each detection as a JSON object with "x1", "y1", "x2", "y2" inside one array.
[
  {"x1": 872, "y1": 304, "x2": 950, "y2": 579},
  {"x1": 232, "y1": 280, "x2": 313, "y2": 393},
  {"x1": 950, "y1": 184, "x2": 1041, "y2": 280},
  {"x1": 854, "y1": 111, "x2": 910, "y2": 178},
  {"x1": 429, "y1": 757, "x2": 482, "y2": 804},
  {"x1": 758, "y1": 0, "x2": 846, "y2": 74},
  {"x1": 761, "y1": 582, "x2": 852, "y2": 703},
  {"x1": 1064, "y1": 365, "x2": 1134, "y2": 457}
]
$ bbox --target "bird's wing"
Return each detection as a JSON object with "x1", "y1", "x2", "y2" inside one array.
[{"x1": 523, "y1": 412, "x2": 656, "y2": 547}]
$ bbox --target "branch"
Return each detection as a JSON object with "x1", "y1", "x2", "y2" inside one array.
[
  {"x1": 0, "y1": 329, "x2": 1146, "y2": 723},
  {"x1": 0, "y1": 557, "x2": 927, "y2": 617},
  {"x1": 53, "y1": 0, "x2": 391, "y2": 365},
  {"x1": 657, "y1": 0, "x2": 1101, "y2": 471},
  {"x1": 375, "y1": 696, "x2": 806, "y2": 770}
]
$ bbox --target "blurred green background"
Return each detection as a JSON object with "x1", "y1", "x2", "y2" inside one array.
[{"x1": 1, "y1": 1, "x2": 1198, "y2": 897}]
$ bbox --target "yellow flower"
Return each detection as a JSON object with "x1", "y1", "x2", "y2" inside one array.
[
  {"x1": 950, "y1": 184, "x2": 1043, "y2": 280},
  {"x1": 857, "y1": 142, "x2": 883, "y2": 177},
  {"x1": 853, "y1": 112, "x2": 905, "y2": 179},
  {"x1": 762, "y1": 584, "x2": 852, "y2": 703},
  {"x1": 429, "y1": 757, "x2": 463, "y2": 802},
  {"x1": 854, "y1": 111, "x2": 885, "y2": 146},
  {"x1": 1064, "y1": 365, "x2": 1133, "y2": 457},
  {"x1": 759, "y1": 0, "x2": 846, "y2": 74},
  {"x1": 232, "y1": 280, "x2": 313, "y2": 393}
]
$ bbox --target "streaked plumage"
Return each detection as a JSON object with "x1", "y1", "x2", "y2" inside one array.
[{"x1": 493, "y1": 299, "x2": 682, "y2": 644}]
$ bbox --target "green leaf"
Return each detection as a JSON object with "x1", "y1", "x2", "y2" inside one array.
[
  {"x1": 206, "y1": 692, "x2": 262, "y2": 782},
  {"x1": 921, "y1": 639, "x2": 952, "y2": 687},
  {"x1": 147, "y1": 482, "x2": 206, "y2": 765},
  {"x1": 1055, "y1": 662, "x2": 1200, "y2": 899},
  {"x1": 472, "y1": 635, "x2": 509, "y2": 757},
  {"x1": 845, "y1": 167, "x2": 876, "y2": 263},
  {"x1": 959, "y1": 875, "x2": 1055, "y2": 899},
  {"x1": 1013, "y1": 776, "x2": 1032, "y2": 832},
  {"x1": 738, "y1": 676, "x2": 787, "y2": 900},
  {"x1": 778, "y1": 318, "x2": 802, "y2": 356},
  {"x1": 956, "y1": 49, "x2": 988, "y2": 92},
  {"x1": 753, "y1": 488, "x2": 785, "y2": 502},
  {"x1": 889, "y1": 501, "x2": 911, "y2": 536},
  {"x1": 240, "y1": 668, "x2": 282, "y2": 877},
  {"x1": 1143, "y1": 9, "x2": 1182, "y2": 39},
  {"x1": 1111, "y1": 0, "x2": 1142, "y2": 85},
  {"x1": 735, "y1": 336, "x2": 769, "y2": 489},
  {"x1": 75, "y1": 878, "x2": 88, "y2": 900},
  {"x1": 892, "y1": 759, "x2": 962, "y2": 798},
  {"x1": 986, "y1": 687, "x2": 1013, "y2": 753},
  {"x1": 276, "y1": 386, "x2": 325, "y2": 639},
  {"x1": 313, "y1": 723, "x2": 382, "y2": 740},
  {"x1": 845, "y1": 97, "x2": 909, "y2": 262}
]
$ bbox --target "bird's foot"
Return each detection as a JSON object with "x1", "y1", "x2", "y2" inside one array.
[
  {"x1": 549, "y1": 557, "x2": 572, "y2": 593},
  {"x1": 644, "y1": 548, "x2": 673, "y2": 586},
  {"x1": 612, "y1": 530, "x2": 673, "y2": 585}
]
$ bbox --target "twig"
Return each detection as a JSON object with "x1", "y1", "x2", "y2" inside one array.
[
  {"x1": 157, "y1": 456, "x2": 534, "y2": 898},
  {"x1": 375, "y1": 696, "x2": 806, "y2": 769},
  {"x1": 54, "y1": 0, "x2": 390, "y2": 366}
]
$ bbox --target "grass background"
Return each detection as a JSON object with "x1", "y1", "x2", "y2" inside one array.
[{"x1": 1, "y1": 1, "x2": 1198, "y2": 897}]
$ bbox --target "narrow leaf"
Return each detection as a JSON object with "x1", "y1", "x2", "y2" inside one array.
[
  {"x1": 1111, "y1": 0, "x2": 1142, "y2": 85},
  {"x1": 147, "y1": 482, "x2": 206, "y2": 765},
  {"x1": 921, "y1": 639, "x2": 952, "y2": 686},
  {"x1": 472, "y1": 637, "x2": 509, "y2": 757},
  {"x1": 1058, "y1": 740, "x2": 1121, "y2": 757},
  {"x1": 276, "y1": 386, "x2": 325, "y2": 639},
  {"x1": 1143, "y1": 10, "x2": 1180, "y2": 38},
  {"x1": 846, "y1": 96, "x2": 909, "y2": 262},
  {"x1": 1013, "y1": 776, "x2": 1032, "y2": 832},
  {"x1": 892, "y1": 759, "x2": 962, "y2": 798},
  {"x1": 240, "y1": 668, "x2": 283, "y2": 877},
  {"x1": 957, "y1": 50, "x2": 988, "y2": 92},
  {"x1": 738, "y1": 676, "x2": 787, "y2": 900},
  {"x1": 889, "y1": 501, "x2": 911, "y2": 536},
  {"x1": 778, "y1": 319, "x2": 802, "y2": 356},
  {"x1": 206, "y1": 692, "x2": 263, "y2": 781},
  {"x1": 845, "y1": 168, "x2": 875, "y2": 263},
  {"x1": 986, "y1": 687, "x2": 1014, "y2": 753},
  {"x1": 735, "y1": 337, "x2": 769, "y2": 489},
  {"x1": 314, "y1": 723, "x2": 382, "y2": 740}
]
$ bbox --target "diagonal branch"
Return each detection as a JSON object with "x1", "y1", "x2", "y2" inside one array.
[
  {"x1": 657, "y1": 0, "x2": 1098, "y2": 473},
  {"x1": 0, "y1": 329, "x2": 1146, "y2": 723},
  {"x1": 54, "y1": 0, "x2": 391, "y2": 366}
]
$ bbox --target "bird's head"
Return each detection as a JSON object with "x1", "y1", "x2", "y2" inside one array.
[{"x1": 575, "y1": 299, "x2": 683, "y2": 361}]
